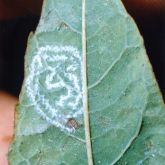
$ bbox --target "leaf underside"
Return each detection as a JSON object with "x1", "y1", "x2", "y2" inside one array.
[{"x1": 8, "y1": 0, "x2": 165, "y2": 165}]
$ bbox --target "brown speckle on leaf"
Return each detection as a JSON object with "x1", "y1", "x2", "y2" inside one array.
[{"x1": 66, "y1": 118, "x2": 79, "y2": 129}]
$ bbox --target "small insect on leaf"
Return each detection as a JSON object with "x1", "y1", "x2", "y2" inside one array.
[{"x1": 66, "y1": 118, "x2": 80, "y2": 129}]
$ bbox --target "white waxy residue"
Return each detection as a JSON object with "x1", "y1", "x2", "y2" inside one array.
[{"x1": 25, "y1": 45, "x2": 83, "y2": 132}]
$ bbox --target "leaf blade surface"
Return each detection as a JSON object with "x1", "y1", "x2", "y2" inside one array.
[{"x1": 8, "y1": 0, "x2": 165, "y2": 165}]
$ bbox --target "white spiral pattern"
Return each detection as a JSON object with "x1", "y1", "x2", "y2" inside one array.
[{"x1": 25, "y1": 45, "x2": 83, "y2": 132}]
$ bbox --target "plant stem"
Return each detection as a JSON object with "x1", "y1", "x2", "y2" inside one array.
[{"x1": 82, "y1": 0, "x2": 94, "y2": 165}]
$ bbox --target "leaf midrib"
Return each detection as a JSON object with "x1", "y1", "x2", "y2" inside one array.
[{"x1": 82, "y1": 0, "x2": 94, "y2": 165}]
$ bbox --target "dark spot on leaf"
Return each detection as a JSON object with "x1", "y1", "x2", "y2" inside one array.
[{"x1": 66, "y1": 118, "x2": 79, "y2": 129}]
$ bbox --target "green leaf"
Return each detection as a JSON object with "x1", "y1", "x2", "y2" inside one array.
[{"x1": 8, "y1": 0, "x2": 165, "y2": 165}]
